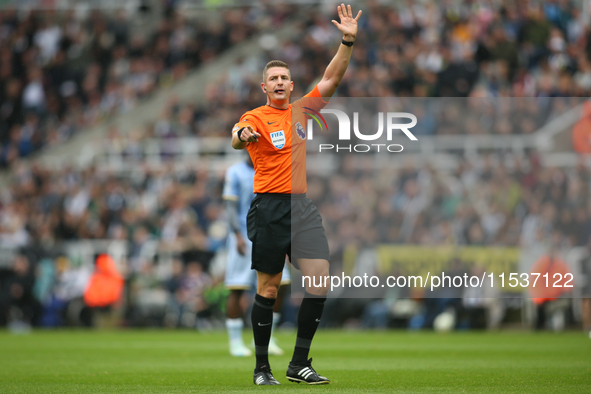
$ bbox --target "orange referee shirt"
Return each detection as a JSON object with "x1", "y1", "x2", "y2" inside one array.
[{"x1": 232, "y1": 85, "x2": 328, "y2": 194}]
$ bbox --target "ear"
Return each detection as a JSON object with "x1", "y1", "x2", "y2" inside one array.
[
  {"x1": 289, "y1": 81, "x2": 294, "y2": 92},
  {"x1": 261, "y1": 82, "x2": 267, "y2": 93}
]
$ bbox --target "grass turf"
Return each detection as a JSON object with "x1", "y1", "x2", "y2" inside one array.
[{"x1": 0, "y1": 329, "x2": 589, "y2": 393}]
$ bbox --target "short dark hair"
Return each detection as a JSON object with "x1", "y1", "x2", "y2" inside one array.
[{"x1": 262, "y1": 60, "x2": 290, "y2": 82}]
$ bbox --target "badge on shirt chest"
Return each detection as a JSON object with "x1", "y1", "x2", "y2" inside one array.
[
  {"x1": 270, "y1": 130, "x2": 285, "y2": 149},
  {"x1": 295, "y1": 122, "x2": 306, "y2": 140}
]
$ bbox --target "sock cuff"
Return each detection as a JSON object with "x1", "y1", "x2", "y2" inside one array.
[
  {"x1": 295, "y1": 337, "x2": 312, "y2": 349},
  {"x1": 304, "y1": 291, "x2": 327, "y2": 304},
  {"x1": 255, "y1": 294, "x2": 276, "y2": 309},
  {"x1": 255, "y1": 345, "x2": 269, "y2": 356}
]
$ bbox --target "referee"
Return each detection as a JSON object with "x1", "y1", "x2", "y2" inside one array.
[{"x1": 231, "y1": 4, "x2": 361, "y2": 386}]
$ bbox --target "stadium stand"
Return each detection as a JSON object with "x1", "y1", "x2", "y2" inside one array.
[
  {"x1": 1, "y1": 0, "x2": 590, "y2": 331},
  {"x1": 0, "y1": 3, "x2": 292, "y2": 168}
]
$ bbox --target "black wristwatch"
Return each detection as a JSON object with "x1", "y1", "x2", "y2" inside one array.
[{"x1": 341, "y1": 38, "x2": 354, "y2": 47}]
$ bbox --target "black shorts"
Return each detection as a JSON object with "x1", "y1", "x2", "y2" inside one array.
[{"x1": 246, "y1": 193, "x2": 330, "y2": 274}]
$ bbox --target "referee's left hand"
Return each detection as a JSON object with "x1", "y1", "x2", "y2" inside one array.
[{"x1": 331, "y1": 4, "x2": 362, "y2": 41}]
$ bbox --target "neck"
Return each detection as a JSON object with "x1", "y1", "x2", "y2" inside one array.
[{"x1": 266, "y1": 98, "x2": 289, "y2": 110}]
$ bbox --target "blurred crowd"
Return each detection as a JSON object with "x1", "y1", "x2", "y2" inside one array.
[
  {"x1": 2, "y1": 1, "x2": 590, "y2": 165},
  {"x1": 2, "y1": 159, "x2": 226, "y2": 250},
  {"x1": 202, "y1": 0, "x2": 591, "y2": 137},
  {"x1": 2, "y1": 148, "x2": 591, "y2": 329},
  {"x1": 0, "y1": 251, "x2": 224, "y2": 329},
  {"x1": 0, "y1": 2, "x2": 297, "y2": 167},
  {"x1": 307, "y1": 151, "x2": 591, "y2": 255},
  {"x1": 2, "y1": 0, "x2": 591, "y2": 330}
]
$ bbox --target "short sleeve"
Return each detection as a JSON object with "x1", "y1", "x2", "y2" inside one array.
[
  {"x1": 232, "y1": 112, "x2": 259, "y2": 136},
  {"x1": 293, "y1": 85, "x2": 330, "y2": 113}
]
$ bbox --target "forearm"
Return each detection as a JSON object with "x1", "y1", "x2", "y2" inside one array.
[
  {"x1": 323, "y1": 38, "x2": 354, "y2": 86},
  {"x1": 232, "y1": 132, "x2": 248, "y2": 150},
  {"x1": 224, "y1": 199, "x2": 241, "y2": 234},
  {"x1": 317, "y1": 41, "x2": 354, "y2": 98}
]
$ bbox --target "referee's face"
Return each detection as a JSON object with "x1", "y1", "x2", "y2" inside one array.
[{"x1": 262, "y1": 67, "x2": 293, "y2": 102}]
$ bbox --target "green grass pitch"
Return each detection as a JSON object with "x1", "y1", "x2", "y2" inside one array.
[{"x1": 0, "y1": 329, "x2": 589, "y2": 393}]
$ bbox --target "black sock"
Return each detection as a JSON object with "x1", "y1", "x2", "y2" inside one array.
[
  {"x1": 291, "y1": 292, "x2": 326, "y2": 365},
  {"x1": 252, "y1": 293, "x2": 275, "y2": 371}
]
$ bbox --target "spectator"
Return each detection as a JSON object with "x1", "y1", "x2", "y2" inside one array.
[{"x1": 5, "y1": 254, "x2": 39, "y2": 329}]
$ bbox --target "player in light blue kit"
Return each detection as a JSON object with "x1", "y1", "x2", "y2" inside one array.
[{"x1": 223, "y1": 154, "x2": 290, "y2": 357}]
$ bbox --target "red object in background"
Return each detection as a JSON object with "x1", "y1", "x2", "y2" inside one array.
[
  {"x1": 572, "y1": 101, "x2": 591, "y2": 153},
  {"x1": 84, "y1": 254, "x2": 124, "y2": 307},
  {"x1": 529, "y1": 254, "x2": 572, "y2": 305}
]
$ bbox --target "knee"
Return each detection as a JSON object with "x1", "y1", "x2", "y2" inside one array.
[
  {"x1": 306, "y1": 275, "x2": 329, "y2": 296},
  {"x1": 260, "y1": 284, "x2": 279, "y2": 299},
  {"x1": 302, "y1": 269, "x2": 330, "y2": 296},
  {"x1": 306, "y1": 285, "x2": 328, "y2": 297},
  {"x1": 227, "y1": 290, "x2": 242, "y2": 303}
]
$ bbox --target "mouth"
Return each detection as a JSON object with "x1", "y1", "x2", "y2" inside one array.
[{"x1": 275, "y1": 89, "x2": 285, "y2": 94}]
